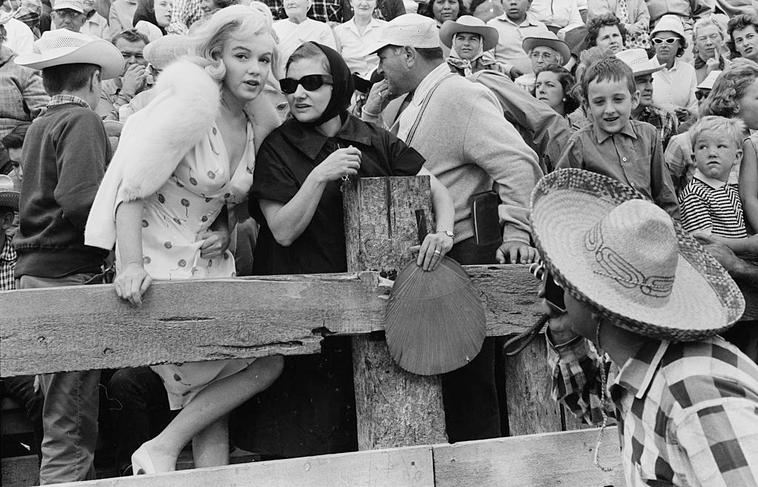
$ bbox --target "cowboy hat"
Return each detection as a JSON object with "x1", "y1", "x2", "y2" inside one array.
[
  {"x1": 439, "y1": 15, "x2": 499, "y2": 51},
  {"x1": 522, "y1": 31, "x2": 571, "y2": 66},
  {"x1": 0, "y1": 174, "x2": 19, "y2": 210},
  {"x1": 530, "y1": 169, "x2": 744, "y2": 341},
  {"x1": 616, "y1": 48, "x2": 663, "y2": 77},
  {"x1": 15, "y1": 28, "x2": 124, "y2": 79}
]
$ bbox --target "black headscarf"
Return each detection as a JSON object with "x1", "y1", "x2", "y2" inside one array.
[
  {"x1": 293, "y1": 42, "x2": 354, "y2": 127},
  {"x1": 133, "y1": 0, "x2": 167, "y2": 35}
]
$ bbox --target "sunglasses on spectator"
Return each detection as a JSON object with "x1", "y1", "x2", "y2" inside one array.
[
  {"x1": 279, "y1": 74, "x2": 333, "y2": 94},
  {"x1": 695, "y1": 89, "x2": 711, "y2": 101},
  {"x1": 652, "y1": 37, "x2": 679, "y2": 45}
]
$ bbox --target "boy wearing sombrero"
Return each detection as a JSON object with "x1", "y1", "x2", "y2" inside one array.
[
  {"x1": 532, "y1": 168, "x2": 758, "y2": 485},
  {"x1": 0, "y1": 173, "x2": 18, "y2": 290},
  {"x1": 13, "y1": 29, "x2": 123, "y2": 484}
]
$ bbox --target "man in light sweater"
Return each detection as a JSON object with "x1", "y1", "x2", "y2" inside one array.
[{"x1": 362, "y1": 13, "x2": 543, "y2": 442}]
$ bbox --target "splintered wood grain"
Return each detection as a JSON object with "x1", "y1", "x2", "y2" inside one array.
[
  {"x1": 434, "y1": 427, "x2": 625, "y2": 487},
  {"x1": 504, "y1": 338, "x2": 562, "y2": 436},
  {"x1": 54, "y1": 444, "x2": 435, "y2": 487}
]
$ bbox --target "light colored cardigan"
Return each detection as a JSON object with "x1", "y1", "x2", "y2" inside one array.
[{"x1": 85, "y1": 59, "x2": 281, "y2": 250}]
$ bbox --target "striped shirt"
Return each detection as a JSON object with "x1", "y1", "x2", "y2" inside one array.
[
  {"x1": 549, "y1": 334, "x2": 758, "y2": 486},
  {"x1": 679, "y1": 172, "x2": 747, "y2": 239}
]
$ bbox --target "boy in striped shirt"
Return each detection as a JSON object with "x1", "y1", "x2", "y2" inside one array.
[{"x1": 680, "y1": 116, "x2": 749, "y2": 245}]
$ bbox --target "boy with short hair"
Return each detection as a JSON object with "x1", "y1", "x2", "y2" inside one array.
[
  {"x1": 680, "y1": 116, "x2": 749, "y2": 245},
  {"x1": 556, "y1": 56, "x2": 680, "y2": 219},
  {"x1": 13, "y1": 29, "x2": 123, "y2": 484}
]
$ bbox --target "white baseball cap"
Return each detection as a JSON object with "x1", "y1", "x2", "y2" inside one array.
[
  {"x1": 53, "y1": 0, "x2": 86, "y2": 12},
  {"x1": 362, "y1": 14, "x2": 441, "y2": 56}
]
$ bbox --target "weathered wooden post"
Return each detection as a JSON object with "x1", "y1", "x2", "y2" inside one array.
[{"x1": 343, "y1": 176, "x2": 447, "y2": 449}]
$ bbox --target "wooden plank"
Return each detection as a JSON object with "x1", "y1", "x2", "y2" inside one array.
[
  {"x1": 345, "y1": 177, "x2": 447, "y2": 449},
  {"x1": 1, "y1": 455, "x2": 39, "y2": 487},
  {"x1": 54, "y1": 444, "x2": 435, "y2": 487},
  {"x1": 433, "y1": 427, "x2": 625, "y2": 487},
  {"x1": 1, "y1": 266, "x2": 541, "y2": 378},
  {"x1": 504, "y1": 338, "x2": 562, "y2": 436}
]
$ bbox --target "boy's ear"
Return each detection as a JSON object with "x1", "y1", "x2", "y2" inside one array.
[{"x1": 89, "y1": 69, "x2": 101, "y2": 91}]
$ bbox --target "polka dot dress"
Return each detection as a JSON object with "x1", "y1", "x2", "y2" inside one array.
[{"x1": 117, "y1": 122, "x2": 256, "y2": 409}]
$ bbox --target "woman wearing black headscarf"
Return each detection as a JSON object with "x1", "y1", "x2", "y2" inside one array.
[
  {"x1": 132, "y1": 0, "x2": 171, "y2": 41},
  {"x1": 251, "y1": 42, "x2": 454, "y2": 276},
  {"x1": 232, "y1": 43, "x2": 453, "y2": 459}
]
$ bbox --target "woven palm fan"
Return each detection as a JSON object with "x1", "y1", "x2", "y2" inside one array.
[{"x1": 384, "y1": 257, "x2": 486, "y2": 375}]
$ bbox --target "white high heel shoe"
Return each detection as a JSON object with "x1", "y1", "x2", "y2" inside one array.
[{"x1": 131, "y1": 445, "x2": 157, "y2": 475}]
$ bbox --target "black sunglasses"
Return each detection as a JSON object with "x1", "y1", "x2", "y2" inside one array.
[
  {"x1": 695, "y1": 89, "x2": 710, "y2": 101},
  {"x1": 279, "y1": 74, "x2": 334, "y2": 94}
]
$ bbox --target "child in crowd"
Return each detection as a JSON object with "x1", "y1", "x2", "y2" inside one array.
[
  {"x1": 556, "y1": 56, "x2": 680, "y2": 219},
  {"x1": 680, "y1": 116, "x2": 749, "y2": 245}
]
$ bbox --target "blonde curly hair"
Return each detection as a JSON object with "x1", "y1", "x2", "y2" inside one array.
[{"x1": 701, "y1": 58, "x2": 758, "y2": 120}]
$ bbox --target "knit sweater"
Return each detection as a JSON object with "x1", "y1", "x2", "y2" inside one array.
[{"x1": 15, "y1": 103, "x2": 111, "y2": 278}]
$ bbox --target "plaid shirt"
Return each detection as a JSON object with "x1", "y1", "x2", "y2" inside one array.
[
  {"x1": 0, "y1": 235, "x2": 16, "y2": 290},
  {"x1": 549, "y1": 334, "x2": 758, "y2": 486},
  {"x1": 263, "y1": 0, "x2": 345, "y2": 22},
  {"x1": 167, "y1": 0, "x2": 204, "y2": 35},
  {"x1": 635, "y1": 104, "x2": 678, "y2": 150},
  {"x1": 48, "y1": 94, "x2": 91, "y2": 110},
  {"x1": 0, "y1": 46, "x2": 49, "y2": 141}
]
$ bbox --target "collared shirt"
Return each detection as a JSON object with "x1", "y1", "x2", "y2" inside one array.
[
  {"x1": 393, "y1": 62, "x2": 452, "y2": 142},
  {"x1": 679, "y1": 170, "x2": 747, "y2": 238},
  {"x1": 556, "y1": 119, "x2": 680, "y2": 218},
  {"x1": 549, "y1": 335, "x2": 758, "y2": 486},
  {"x1": 108, "y1": 0, "x2": 138, "y2": 37},
  {"x1": 166, "y1": 0, "x2": 203, "y2": 34},
  {"x1": 634, "y1": 103, "x2": 677, "y2": 149},
  {"x1": 79, "y1": 12, "x2": 109, "y2": 39},
  {"x1": 487, "y1": 13, "x2": 549, "y2": 75},
  {"x1": 652, "y1": 58, "x2": 698, "y2": 116},
  {"x1": 262, "y1": 0, "x2": 345, "y2": 23},
  {"x1": 528, "y1": 0, "x2": 584, "y2": 33},
  {"x1": 0, "y1": 46, "x2": 49, "y2": 141},
  {"x1": 48, "y1": 94, "x2": 91, "y2": 110},
  {"x1": 0, "y1": 234, "x2": 16, "y2": 291},
  {"x1": 251, "y1": 114, "x2": 424, "y2": 275},
  {"x1": 333, "y1": 17, "x2": 386, "y2": 77}
]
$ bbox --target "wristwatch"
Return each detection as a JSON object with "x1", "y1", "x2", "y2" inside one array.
[{"x1": 438, "y1": 230, "x2": 455, "y2": 239}]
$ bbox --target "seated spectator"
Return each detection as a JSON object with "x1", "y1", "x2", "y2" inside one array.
[
  {"x1": 487, "y1": 0, "x2": 548, "y2": 79},
  {"x1": 665, "y1": 69, "x2": 721, "y2": 195},
  {"x1": 469, "y1": 0, "x2": 501, "y2": 22},
  {"x1": 515, "y1": 30, "x2": 569, "y2": 91},
  {"x1": 527, "y1": 0, "x2": 582, "y2": 38},
  {"x1": 109, "y1": 0, "x2": 138, "y2": 36},
  {"x1": 645, "y1": 0, "x2": 710, "y2": 27},
  {"x1": 199, "y1": 0, "x2": 237, "y2": 17},
  {"x1": 334, "y1": 0, "x2": 386, "y2": 77},
  {"x1": 418, "y1": 0, "x2": 463, "y2": 27},
  {"x1": 533, "y1": 65, "x2": 578, "y2": 120},
  {"x1": 727, "y1": 13, "x2": 758, "y2": 65},
  {"x1": 584, "y1": 13, "x2": 625, "y2": 54},
  {"x1": 96, "y1": 28, "x2": 150, "y2": 120},
  {"x1": 78, "y1": 0, "x2": 109, "y2": 37},
  {"x1": 0, "y1": 16, "x2": 48, "y2": 175},
  {"x1": 693, "y1": 15, "x2": 729, "y2": 84},
  {"x1": 587, "y1": 0, "x2": 649, "y2": 48},
  {"x1": 342, "y1": 0, "x2": 405, "y2": 21},
  {"x1": 616, "y1": 48, "x2": 677, "y2": 149},
  {"x1": 679, "y1": 116, "x2": 748, "y2": 248},
  {"x1": 165, "y1": 0, "x2": 203, "y2": 34},
  {"x1": 651, "y1": 15, "x2": 697, "y2": 121},
  {"x1": 273, "y1": 0, "x2": 335, "y2": 77},
  {"x1": 50, "y1": 0, "x2": 87, "y2": 31},
  {"x1": 0, "y1": 0, "x2": 34, "y2": 54},
  {"x1": 440, "y1": 14, "x2": 505, "y2": 75},
  {"x1": 556, "y1": 56, "x2": 679, "y2": 218},
  {"x1": 132, "y1": 0, "x2": 171, "y2": 41}
]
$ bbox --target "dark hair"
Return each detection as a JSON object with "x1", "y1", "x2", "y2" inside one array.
[
  {"x1": 585, "y1": 14, "x2": 627, "y2": 49},
  {"x1": 415, "y1": 46, "x2": 444, "y2": 62},
  {"x1": 133, "y1": 0, "x2": 165, "y2": 35},
  {"x1": 580, "y1": 57, "x2": 635, "y2": 102},
  {"x1": 727, "y1": 13, "x2": 758, "y2": 59},
  {"x1": 42, "y1": 63, "x2": 99, "y2": 95},
  {"x1": 535, "y1": 65, "x2": 579, "y2": 113},
  {"x1": 418, "y1": 0, "x2": 467, "y2": 22},
  {"x1": 111, "y1": 28, "x2": 150, "y2": 46},
  {"x1": 0, "y1": 24, "x2": 6, "y2": 44}
]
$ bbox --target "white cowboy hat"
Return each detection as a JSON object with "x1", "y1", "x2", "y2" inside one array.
[
  {"x1": 15, "y1": 29, "x2": 124, "y2": 79},
  {"x1": 0, "y1": 174, "x2": 19, "y2": 210},
  {"x1": 616, "y1": 48, "x2": 663, "y2": 77},
  {"x1": 362, "y1": 13, "x2": 440, "y2": 56},
  {"x1": 439, "y1": 15, "x2": 499, "y2": 51},
  {"x1": 522, "y1": 31, "x2": 571, "y2": 66},
  {"x1": 530, "y1": 169, "x2": 744, "y2": 341}
]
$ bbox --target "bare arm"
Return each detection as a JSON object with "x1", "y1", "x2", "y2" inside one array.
[
  {"x1": 739, "y1": 138, "x2": 758, "y2": 233},
  {"x1": 114, "y1": 199, "x2": 152, "y2": 306},
  {"x1": 414, "y1": 167, "x2": 455, "y2": 271}
]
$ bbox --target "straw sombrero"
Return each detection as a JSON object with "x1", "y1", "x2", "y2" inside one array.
[
  {"x1": 15, "y1": 28, "x2": 124, "y2": 79},
  {"x1": 530, "y1": 169, "x2": 744, "y2": 341},
  {"x1": 0, "y1": 174, "x2": 19, "y2": 210}
]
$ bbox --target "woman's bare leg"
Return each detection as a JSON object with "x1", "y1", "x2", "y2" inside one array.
[{"x1": 192, "y1": 416, "x2": 229, "y2": 468}]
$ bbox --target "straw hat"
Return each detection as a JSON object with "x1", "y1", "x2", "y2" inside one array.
[
  {"x1": 522, "y1": 31, "x2": 571, "y2": 65},
  {"x1": 15, "y1": 29, "x2": 124, "y2": 79},
  {"x1": 439, "y1": 15, "x2": 499, "y2": 51},
  {"x1": 616, "y1": 48, "x2": 663, "y2": 77},
  {"x1": 0, "y1": 174, "x2": 19, "y2": 210},
  {"x1": 530, "y1": 169, "x2": 744, "y2": 341},
  {"x1": 697, "y1": 69, "x2": 721, "y2": 91},
  {"x1": 651, "y1": 14, "x2": 686, "y2": 40}
]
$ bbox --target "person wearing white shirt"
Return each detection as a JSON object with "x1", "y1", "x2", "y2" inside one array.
[
  {"x1": 528, "y1": 0, "x2": 583, "y2": 37},
  {"x1": 651, "y1": 15, "x2": 698, "y2": 120},
  {"x1": 273, "y1": 0, "x2": 336, "y2": 76},
  {"x1": 334, "y1": 0, "x2": 385, "y2": 76},
  {"x1": 487, "y1": 0, "x2": 548, "y2": 78}
]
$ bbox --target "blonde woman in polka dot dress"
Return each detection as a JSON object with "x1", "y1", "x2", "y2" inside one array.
[{"x1": 87, "y1": 6, "x2": 284, "y2": 474}]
